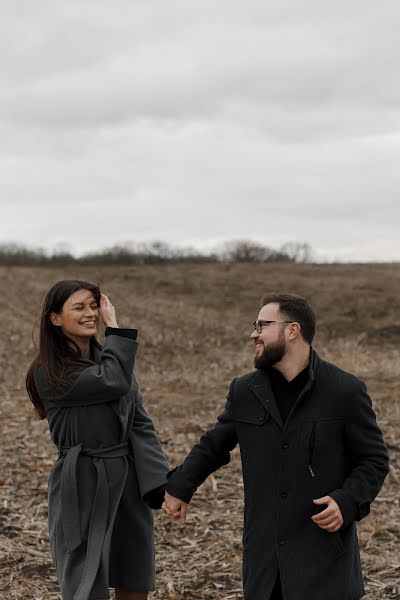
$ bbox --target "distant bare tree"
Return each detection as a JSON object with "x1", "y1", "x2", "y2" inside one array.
[
  {"x1": 0, "y1": 243, "x2": 47, "y2": 265},
  {"x1": 219, "y1": 239, "x2": 287, "y2": 263},
  {"x1": 137, "y1": 241, "x2": 176, "y2": 262},
  {"x1": 51, "y1": 242, "x2": 75, "y2": 264},
  {"x1": 82, "y1": 243, "x2": 140, "y2": 265},
  {"x1": 81, "y1": 241, "x2": 210, "y2": 265},
  {"x1": 280, "y1": 242, "x2": 314, "y2": 263}
]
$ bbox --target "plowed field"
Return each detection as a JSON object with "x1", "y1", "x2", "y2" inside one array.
[{"x1": 0, "y1": 263, "x2": 399, "y2": 599}]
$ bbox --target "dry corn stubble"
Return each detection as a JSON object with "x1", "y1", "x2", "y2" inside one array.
[{"x1": 0, "y1": 262, "x2": 399, "y2": 599}]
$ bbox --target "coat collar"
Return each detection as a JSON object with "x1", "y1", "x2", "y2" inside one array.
[
  {"x1": 91, "y1": 341, "x2": 102, "y2": 364},
  {"x1": 248, "y1": 369, "x2": 283, "y2": 429},
  {"x1": 248, "y1": 347, "x2": 320, "y2": 430},
  {"x1": 76, "y1": 340, "x2": 103, "y2": 366}
]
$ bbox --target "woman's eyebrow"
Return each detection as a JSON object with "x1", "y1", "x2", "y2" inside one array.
[{"x1": 71, "y1": 301, "x2": 97, "y2": 307}]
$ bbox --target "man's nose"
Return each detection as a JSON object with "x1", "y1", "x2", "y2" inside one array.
[{"x1": 250, "y1": 330, "x2": 258, "y2": 340}]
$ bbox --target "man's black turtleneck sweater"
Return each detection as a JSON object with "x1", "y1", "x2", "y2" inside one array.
[
  {"x1": 267, "y1": 365, "x2": 310, "y2": 424},
  {"x1": 266, "y1": 363, "x2": 311, "y2": 599}
]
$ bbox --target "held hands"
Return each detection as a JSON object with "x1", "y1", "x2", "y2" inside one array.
[
  {"x1": 162, "y1": 491, "x2": 189, "y2": 522},
  {"x1": 100, "y1": 294, "x2": 118, "y2": 328},
  {"x1": 312, "y1": 496, "x2": 344, "y2": 532},
  {"x1": 162, "y1": 491, "x2": 342, "y2": 531}
]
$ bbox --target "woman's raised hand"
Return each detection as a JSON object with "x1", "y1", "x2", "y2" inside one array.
[{"x1": 100, "y1": 294, "x2": 119, "y2": 328}]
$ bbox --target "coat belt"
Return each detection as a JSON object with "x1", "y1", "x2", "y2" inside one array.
[{"x1": 59, "y1": 440, "x2": 131, "y2": 600}]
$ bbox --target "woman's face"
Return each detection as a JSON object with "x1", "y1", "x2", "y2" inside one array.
[{"x1": 50, "y1": 288, "x2": 100, "y2": 341}]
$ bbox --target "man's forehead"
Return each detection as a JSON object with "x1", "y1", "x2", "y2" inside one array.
[{"x1": 258, "y1": 302, "x2": 281, "y2": 319}]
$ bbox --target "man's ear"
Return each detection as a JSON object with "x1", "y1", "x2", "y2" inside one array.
[
  {"x1": 288, "y1": 322, "x2": 301, "y2": 341},
  {"x1": 50, "y1": 312, "x2": 62, "y2": 326}
]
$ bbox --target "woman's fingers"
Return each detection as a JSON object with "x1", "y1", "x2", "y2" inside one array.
[
  {"x1": 162, "y1": 498, "x2": 188, "y2": 521},
  {"x1": 100, "y1": 293, "x2": 112, "y2": 307},
  {"x1": 99, "y1": 294, "x2": 118, "y2": 328}
]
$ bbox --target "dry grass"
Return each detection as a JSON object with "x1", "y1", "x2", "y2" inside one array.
[{"x1": 0, "y1": 263, "x2": 399, "y2": 599}]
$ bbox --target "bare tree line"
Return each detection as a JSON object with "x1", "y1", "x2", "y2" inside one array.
[{"x1": 0, "y1": 240, "x2": 313, "y2": 266}]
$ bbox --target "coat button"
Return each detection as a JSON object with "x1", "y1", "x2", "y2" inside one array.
[
  {"x1": 258, "y1": 415, "x2": 264, "y2": 422},
  {"x1": 281, "y1": 441, "x2": 289, "y2": 450},
  {"x1": 280, "y1": 491, "x2": 288, "y2": 499},
  {"x1": 279, "y1": 539, "x2": 287, "y2": 546}
]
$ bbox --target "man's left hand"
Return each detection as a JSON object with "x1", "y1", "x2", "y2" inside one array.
[{"x1": 311, "y1": 496, "x2": 344, "y2": 532}]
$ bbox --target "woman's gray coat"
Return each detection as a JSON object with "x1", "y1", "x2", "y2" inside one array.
[{"x1": 35, "y1": 331, "x2": 169, "y2": 600}]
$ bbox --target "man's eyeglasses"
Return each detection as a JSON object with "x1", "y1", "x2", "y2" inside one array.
[{"x1": 253, "y1": 320, "x2": 293, "y2": 334}]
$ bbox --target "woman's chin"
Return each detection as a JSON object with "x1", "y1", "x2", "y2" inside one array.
[{"x1": 78, "y1": 326, "x2": 98, "y2": 337}]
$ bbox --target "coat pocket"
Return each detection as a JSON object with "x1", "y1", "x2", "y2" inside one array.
[
  {"x1": 315, "y1": 418, "x2": 346, "y2": 459},
  {"x1": 231, "y1": 405, "x2": 270, "y2": 426},
  {"x1": 325, "y1": 530, "x2": 345, "y2": 559},
  {"x1": 229, "y1": 391, "x2": 270, "y2": 425},
  {"x1": 304, "y1": 418, "x2": 346, "y2": 480},
  {"x1": 308, "y1": 421, "x2": 317, "y2": 478}
]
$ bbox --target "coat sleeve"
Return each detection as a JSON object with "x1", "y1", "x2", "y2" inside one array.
[
  {"x1": 329, "y1": 381, "x2": 390, "y2": 528},
  {"x1": 129, "y1": 386, "x2": 170, "y2": 499},
  {"x1": 165, "y1": 379, "x2": 239, "y2": 503},
  {"x1": 35, "y1": 333, "x2": 139, "y2": 407}
]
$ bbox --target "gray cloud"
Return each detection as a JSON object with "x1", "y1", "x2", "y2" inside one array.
[{"x1": 1, "y1": 0, "x2": 400, "y2": 261}]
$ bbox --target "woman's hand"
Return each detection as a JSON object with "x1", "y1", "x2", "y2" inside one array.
[
  {"x1": 100, "y1": 294, "x2": 119, "y2": 328},
  {"x1": 162, "y1": 491, "x2": 188, "y2": 522}
]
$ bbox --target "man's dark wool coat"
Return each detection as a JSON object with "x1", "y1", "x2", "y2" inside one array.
[{"x1": 166, "y1": 349, "x2": 389, "y2": 600}]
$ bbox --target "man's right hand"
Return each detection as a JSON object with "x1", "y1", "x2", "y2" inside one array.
[{"x1": 162, "y1": 491, "x2": 189, "y2": 522}]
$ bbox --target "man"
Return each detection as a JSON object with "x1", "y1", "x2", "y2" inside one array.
[{"x1": 163, "y1": 293, "x2": 389, "y2": 600}]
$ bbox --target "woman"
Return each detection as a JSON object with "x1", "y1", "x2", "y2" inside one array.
[{"x1": 26, "y1": 280, "x2": 169, "y2": 600}]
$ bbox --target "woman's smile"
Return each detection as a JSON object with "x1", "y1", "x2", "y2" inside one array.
[{"x1": 80, "y1": 320, "x2": 97, "y2": 328}]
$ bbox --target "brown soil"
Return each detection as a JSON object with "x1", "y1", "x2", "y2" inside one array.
[{"x1": 0, "y1": 263, "x2": 399, "y2": 599}]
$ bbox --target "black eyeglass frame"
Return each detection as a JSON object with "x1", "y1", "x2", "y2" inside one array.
[{"x1": 253, "y1": 320, "x2": 293, "y2": 334}]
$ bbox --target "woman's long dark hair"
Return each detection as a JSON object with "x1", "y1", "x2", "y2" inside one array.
[{"x1": 26, "y1": 280, "x2": 102, "y2": 419}]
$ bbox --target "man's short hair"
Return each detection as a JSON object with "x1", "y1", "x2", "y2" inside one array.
[{"x1": 260, "y1": 292, "x2": 316, "y2": 345}]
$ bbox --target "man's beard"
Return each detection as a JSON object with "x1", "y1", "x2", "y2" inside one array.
[{"x1": 254, "y1": 332, "x2": 286, "y2": 370}]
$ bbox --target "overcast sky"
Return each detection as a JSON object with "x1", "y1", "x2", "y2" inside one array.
[{"x1": 1, "y1": 0, "x2": 400, "y2": 261}]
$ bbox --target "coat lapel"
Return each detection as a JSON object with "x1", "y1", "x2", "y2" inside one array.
[
  {"x1": 248, "y1": 370, "x2": 284, "y2": 431},
  {"x1": 247, "y1": 350, "x2": 320, "y2": 430}
]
